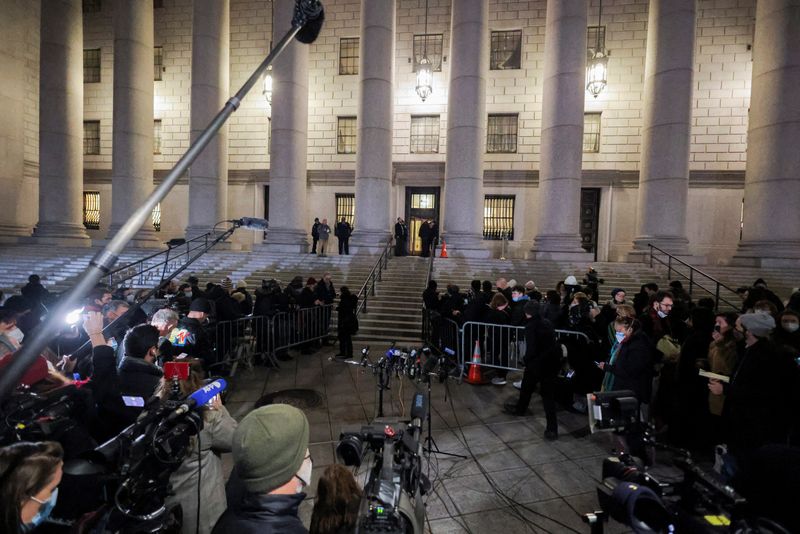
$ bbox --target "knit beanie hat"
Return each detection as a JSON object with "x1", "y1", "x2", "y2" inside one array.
[
  {"x1": 221, "y1": 277, "x2": 233, "y2": 291},
  {"x1": 739, "y1": 311, "x2": 775, "y2": 338},
  {"x1": 233, "y1": 404, "x2": 310, "y2": 494},
  {"x1": 564, "y1": 275, "x2": 578, "y2": 286},
  {"x1": 236, "y1": 280, "x2": 248, "y2": 289}
]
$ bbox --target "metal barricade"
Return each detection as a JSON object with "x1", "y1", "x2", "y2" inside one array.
[
  {"x1": 213, "y1": 315, "x2": 270, "y2": 377},
  {"x1": 460, "y1": 321, "x2": 526, "y2": 374},
  {"x1": 270, "y1": 304, "x2": 335, "y2": 356}
]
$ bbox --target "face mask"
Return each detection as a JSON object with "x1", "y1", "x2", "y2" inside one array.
[
  {"x1": 7, "y1": 327, "x2": 24, "y2": 343},
  {"x1": 783, "y1": 322, "x2": 799, "y2": 333},
  {"x1": 25, "y1": 487, "x2": 59, "y2": 530},
  {"x1": 184, "y1": 291, "x2": 192, "y2": 298},
  {"x1": 126, "y1": 294, "x2": 135, "y2": 303},
  {"x1": 295, "y1": 455, "x2": 313, "y2": 493},
  {"x1": 657, "y1": 310, "x2": 668, "y2": 319},
  {"x1": 512, "y1": 296, "x2": 522, "y2": 302},
  {"x1": 615, "y1": 332, "x2": 626, "y2": 344}
]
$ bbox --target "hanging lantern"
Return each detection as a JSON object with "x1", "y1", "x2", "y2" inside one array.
[
  {"x1": 416, "y1": 56, "x2": 433, "y2": 102},
  {"x1": 586, "y1": 52, "x2": 608, "y2": 98},
  {"x1": 263, "y1": 66, "x2": 273, "y2": 105}
]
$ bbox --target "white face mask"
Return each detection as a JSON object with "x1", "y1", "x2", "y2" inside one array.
[
  {"x1": 295, "y1": 454, "x2": 313, "y2": 493},
  {"x1": 657, "y1": 310, "x2": 668, "y2": 319},
  {"x1": 7, "y1": 327, "x2": 24, "y2": 343},
  {"x1": 615, "y1": 331, "x2": 626, "y2": 344},
  {"x1": 783, "y1": 322, "x2": 799, "y2": 333}
]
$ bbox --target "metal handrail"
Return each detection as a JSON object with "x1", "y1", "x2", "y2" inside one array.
[
  {"x1": 424, "y1": 237, "x2": 437, "y2": 290},
  {"x1": 107, "y1": 231, "x2": 215, "y2": 287},
  {"x1": 355, "y1": 238, "x2": 393, "y2": 315},
  {"x1": 647, "y1": 243, "x2": 739, "y2": 310}
]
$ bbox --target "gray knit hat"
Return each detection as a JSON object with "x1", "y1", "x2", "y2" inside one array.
[
  {"x1": 233, "y1": 404, "x2": 310, "y2": 494},
  {"x1": 739, "y1": 311, "x2": 775, "y2": 338}
]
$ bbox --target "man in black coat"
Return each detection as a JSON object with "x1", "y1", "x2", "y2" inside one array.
[
  {"x1": 394, "y1": 218, "x2": 408, "y2": 256},
  {"x1": 418, "y1": 220, "x2": 431, "y2": 257},
  {"x1": 118, "y1": 324, "x2": 163, "y2": 404},
  {"x1": 335, "y1": 218, "x2": 352, "y2": 255},
  {"x1": 310, "y1": 217, "x2": 320, "y2": 254},
  {"x1": 504, "y1": 301, "x2": 561, "y2": 440},
  {"x1": 169, "y1": 297, "x2": 215, "y2": 367}
]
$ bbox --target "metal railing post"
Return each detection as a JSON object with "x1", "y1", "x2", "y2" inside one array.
[
  {"x1": 689, "y1": 269, "x2": 694, "y2": 297},
  {"x1": 667, "y1": 256, "x2": 672, "y2": 279},
  {"x1": 363, "y1": 287, "x2": 368, "y2": 313},
  {"x1": 649, "y1": 245, "x2": 653, "y2": 268},
  {"x1": 715, "y1": 283, "x2": 721, "y2": 311}
]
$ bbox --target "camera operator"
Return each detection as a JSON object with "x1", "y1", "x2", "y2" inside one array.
[
  {"x1": 213, "y1": 404, "x2": 311, "y2": 534},
  {"x1": 156, "y1": 365, "x2": 237, "y2": 534},
  {"x1": 118, "y1": 324, "x2": 164, "y2": 408},
  {"x1": 708, "y1": 312, "x2": 798, "y2": 476},
  {"x1": 0, "y1": 441, "x2": 63, "y2": 533},
  {"x1": 504, "y1": 301, "x2": 561, "y2": 441}
]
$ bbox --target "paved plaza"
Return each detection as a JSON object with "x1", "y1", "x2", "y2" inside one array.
[{"x1": 223, "y1": 343, "x2": 631, "y2": 533}]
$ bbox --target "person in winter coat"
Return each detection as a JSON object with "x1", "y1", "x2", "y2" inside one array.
[
  {"x1": 317, "y1": 219, "x2": 331, "y2": 257},
  {"x1": 160, "y1": 367, "x2": 237, "y2": 534},
  {"x1": 599, "y1": 317, "x2": 656, "y2": 419},
  {"x1": 485, "y1": 293, "x2": 511, "y2": 385},
  {"x1": 773, "y1": 309, "x2": 800, "y2": 353},
  {"x1": 422, "y1": 280, "x2": 440, "y2": 312},
  {"x1": 504, "y1": 301, "x2": 561, "y2": 440},
  {"x1": 232, "y1": 281, "x2": 253, "y2": 315},
  {"x1": 118, "y1": 324, "x2": 163, "y2": 401},
  {"x1": 169, "y1": 298, "x2": 215, "y2": 368},
  {"x1": 309, "y1": 464, "x2": 362, "y2": 534},
  {"x1": 335, "y1": 287, "x2": 358, "y2": 359},
  {"x1": 310, "y1": 218, "x2": 320, "y2": 254},
  {"x1": 335, "y1": 218, "x2": 352, "y2": 255},
  {"x1": 418, "y1": 220, "x2": 431, "y2": 257},
  {"x1": 509, "y1": 285, "x2": 531, "y2": 326},
  {"x1": 213, "y1": 405, "x2": 311, "y2": 534}
]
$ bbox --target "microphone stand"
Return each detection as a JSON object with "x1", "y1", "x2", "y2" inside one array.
[
  {"x1": 421, "y1": 369, "x2": 466, "y2": 460},
  {"x1": 0, "y1": 4, "x2": 318, "y2": 400}
]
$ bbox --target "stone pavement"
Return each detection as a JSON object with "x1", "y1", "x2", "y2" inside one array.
[{"x1": 223, "y1": 343, "x2": 631, "y2": 534}]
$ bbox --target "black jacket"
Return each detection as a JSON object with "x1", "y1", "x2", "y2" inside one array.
[
  {"x1": 335, "y1": 221, "x2": 352, "y2": 239},
  {"x1": 212, "y1": 492, "x2": 308, "y2": 534},
  {"x1": 315, "y1": 281, "x2": 336, "y2": 305},
  {"x1": 422, "y1": 288, "x2": 440, "y2": 311},
  {"x1": 337, "y1": 293, "x2": 359, "y2": 334},
  {"x1": 462, "y1": 291, "x2": 487, "y2": 323},
  {"x1": 524, "y1": 315, "x2": 560, "y2": 374},
  {"x1": 117, "y1": 356, "x2": 163, "y2": 400},
  {"x1": 605, "y1": 330, "x2": 656, "y2": 403},
  {"x1": 311, "y1": 221, "x2": 320, "y2": 239},
  {"x1": 394, "y1": 222, "x2": 408, "y2": 239}
]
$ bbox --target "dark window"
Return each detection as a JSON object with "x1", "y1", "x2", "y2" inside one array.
[
  {"x1": 410, "y1": 115, "x2": 440, "y2": 154},
  {"x1": 83, "y1": 121, "x2": 100, "y2": 155},
  {"x1": 82, "y1": 0, "x2": 101, "y2": 13},
  {"x1": 83, "y1": 48, "x2": 101, "y2": 83},
  {"x1": 339, "y1": 37, "x2": 359, "y2": 75},
  {"x1": 152, "y1": 203, "x2": 161, "y2": 232},
  {"x1": 413, "y1": 34, "x2": 443, "y2": 72},
  {"x1": 490, "y1": 30, "x2": 521, "y2": 70},
  {"x1": 337, "y1": 116, "x2": 357, "y2": 154},
  {"x1": 336, "y1": 193, "x2": 355, "y2": 227},
  {"x1": 153, "y1": 120, "x2": 162, "y2": 154},
  {"x1": 583, "y1": 113, "x2": 601, "y2": 153},
  {"x1": 154, "y1": 46, "x2": 164, "y2": 81},
  {"x1": 587, "y1": 26, "x2": 606, "y2": 59},
  {"x1": 83, "y1": 191, "x2": 100, "y2": 230},
  {"x1": 486, "y1": 114, "x2": 518, "y2": 153},
  {"x1": 483, "y1": 195, "x2": 515, "y2": 240}
]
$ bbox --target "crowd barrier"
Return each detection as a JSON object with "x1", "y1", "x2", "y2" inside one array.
[
  {"x1": 421, "y1": 308, "x2": 594, "y2": 378},
  {"x1": 213, "y1": 304, "x2": 334, "y2": 375}
]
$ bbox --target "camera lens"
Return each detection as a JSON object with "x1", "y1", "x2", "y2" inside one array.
[{"x1": 336, "y1": 433, "x2": 364, "y2": 466}]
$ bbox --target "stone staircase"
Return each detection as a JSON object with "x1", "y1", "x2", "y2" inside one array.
[{"x1": 354, "y1": 256, "x2": 429, "y2": 345}]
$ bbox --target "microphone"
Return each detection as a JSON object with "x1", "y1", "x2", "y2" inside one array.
[
  {"x1": 234, "y1": 217, "x2": 269, "y2": 231},
  {"x1": 293, "y1": 0, "x2": 325, "y2": 44},
  {"x1": 410, "y1": 391, "x2": 427, "y2": 428},
  {"x1": 166, "y1": 379, "x2": 227, "y2": 423}
]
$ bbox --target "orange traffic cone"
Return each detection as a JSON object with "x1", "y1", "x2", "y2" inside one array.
[
  {"x1": 465, "y1": 340, "x2": 488, "y2": 385},
  {"x1": 440, "y1": 240, "x2": 448, "y2": 258}
]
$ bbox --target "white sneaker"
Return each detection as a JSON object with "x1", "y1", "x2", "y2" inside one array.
[
  {"x1": 513, "y1": 380, "x2": 522, "y2": 390},
  {"x1": 491, "y1": 377, "x2": 507, "y2": 386}
]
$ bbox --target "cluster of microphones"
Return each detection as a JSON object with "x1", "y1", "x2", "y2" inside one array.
[{"x1": 342, "y1": 344, "x2": 460, "y2": 384}]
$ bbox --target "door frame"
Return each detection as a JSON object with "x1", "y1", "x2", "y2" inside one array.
[{"x1": 404, "y1": 186, "x2": 441, "y2": 256}]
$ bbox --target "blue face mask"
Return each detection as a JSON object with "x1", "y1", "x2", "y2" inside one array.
[
  {"x1": 23, "y1": 487, "x2": 58, "y2": 531},
  {"x1": 615, "y1": 331, "x2": 626, "y2": 344}
]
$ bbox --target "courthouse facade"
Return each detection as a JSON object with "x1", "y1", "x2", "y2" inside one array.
[{"x1": 0, "y1": 0, "x2": 798, "y2": 265}]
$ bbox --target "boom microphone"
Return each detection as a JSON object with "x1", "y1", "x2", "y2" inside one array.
[
  {"x1": 165, "y1": 379, "x2": 227, "y2": 423},
  {"x1": 293, "y1": 0, "x2": 325, "y2": 44},
  {"x1": 235, "y1": 217, "x2": 269, "y2": 231}
]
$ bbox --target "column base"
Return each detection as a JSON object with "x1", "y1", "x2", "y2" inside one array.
[
  {"x1": 349, "y1": 230, "x2": 392, "y2": 254},
  {"x1": 439, "y1": 232, "x2": 491, "y2": 258},
  {"x1": 628, "y1": 236, "x2": 698, "y2": 263},
  {"x1": 33, "y1": 222, "x2": 91, "y2": 247},
  {"x1": 106, "y1": 224, "x2": 163, "y2": 249},
  {"x1": 530, "y1": 235, "x2": 593, "y2": 261},
  {"x1": 0, "y1": 223, "x2": 33, "y2": 243},
  {"x1": 732, "y1": 240, "x2": 800, "y2": 268},
  {"x1": 261, "y1": 228, "x2": 309, "y2": 253}
]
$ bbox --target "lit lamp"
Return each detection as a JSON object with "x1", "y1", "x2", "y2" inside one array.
[
  {"x1": 586, "y1": 52, "x2": 608, "y2": 98},
  {"x1": 416, "y1": 57, "x2": 433, "y2": 102},
  {"x1": 263, "y1": 66, "x2": 273, "y2": 105}
]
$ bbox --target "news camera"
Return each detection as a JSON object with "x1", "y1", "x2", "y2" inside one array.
[
  {"x1": 583, "y1": 390, "x2": 791, "y2": 534},
  {"x1": 336, "y1": 393, "x2": 428, "y2": 534},
  {"x1": 0, "y1": 384, "x2": 91, "y2": 447}
]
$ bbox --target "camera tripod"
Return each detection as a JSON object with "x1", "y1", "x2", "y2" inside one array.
[{"x1": 419, "y1": 373, "x2": 466, "y2": 460}]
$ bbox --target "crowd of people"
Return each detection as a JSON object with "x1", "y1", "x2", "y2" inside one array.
[
  {"x1": 0, "y1": 269, "x2": 365, "y2": 533},
  {"x1": 423, "y1": 269, "x2": 800, "y2": 465}
]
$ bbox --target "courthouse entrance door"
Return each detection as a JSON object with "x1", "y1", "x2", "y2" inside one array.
[
  {"x1": 404, "y1": 187, "x2": 440, "y2": 256},
  {"x1": 580, "y1": 188, "x2": 601, "y2": 260}
]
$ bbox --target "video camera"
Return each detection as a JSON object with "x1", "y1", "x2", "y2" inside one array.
[
  {"x1": 584, "y1": 390, "x2": 791, "y2": 534},
  {"x1": 61, "y1": 379, "x2": 227, "y2": 533},
  {"x1": 0, "y1": 385, "x2": 90, "y2": 447},
  {"x1": 336, "y1": 392, "x2": 428, "y2": 534}
]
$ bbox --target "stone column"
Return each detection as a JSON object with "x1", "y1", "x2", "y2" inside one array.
[
  {"x1": 186, "y1": 0, "x2": 230, "y2": 239},
  {"x1": 734, "y1": 0, "x2": 800, "y2": 267},
  {"x1": 441, "y1": 0, "x2": 489, "y2": 258},
  {"x1": 530, "y1": 0, "x2": 592, "y2": 260},
  {"x1": 0, "y1": 0, "x2": 35, "y2": 241},
  {"x1": 350, "y1": 0, "x2": 394, "y2": 253},
  {"x1": 36, "y1": 0, "x2": 90, "y2": 246},
  {"x1": 630, "y1": 0, "x2": 695, "y2": 256},
  {"x1": 107, "y1": 0, "x2": 159, "y2": 246},
  {"x1": 262, "y1": 0, "x2": 309, "y2": 252}
]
